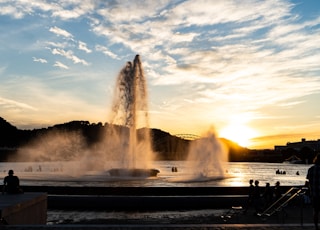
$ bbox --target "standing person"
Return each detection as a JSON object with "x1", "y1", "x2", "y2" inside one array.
[
  {"x1": 253, "y1": 180, "x2": 262, "y2": 214},
  {"x1": 263, "y1": 182, "x2": 273, "y2": 209},
  {"x1": 248, "y1": 179, "x2": 255, "y2": 202},
  {"x1": 273, "y1": 181, "x2": 281, "y2": 202},
  {"x1": 307, "y1": 154, "x2": 320, "y2": 230},
  {"x1": 3, "y1": 170, "x2": 22, "y2": 194},
  {"x1": 244, "y1": 179, "x2": 255, "y2": 213}
]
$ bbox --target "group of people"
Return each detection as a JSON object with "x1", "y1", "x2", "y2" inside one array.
[
  {"x1": 246, "y1": 154, "x2": 320, "y2": 230},
  {"x1": 275, "y1": 169, "x2": 300, "y2": 175},
  {"x1": 275, "y1": 169, "x2": 286, "y2": 175},
  {"x1": 246, "y1": 179, "x2": 282, "y2": 214}
]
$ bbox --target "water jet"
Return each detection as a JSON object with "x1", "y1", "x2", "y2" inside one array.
[{"x1": 106, "y1": 55, "x2": 159, "y2": 177}]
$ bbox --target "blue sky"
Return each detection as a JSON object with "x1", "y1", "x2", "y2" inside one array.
[{"x1": 0, "y1": 0, "x2": 320, "y2": 149}]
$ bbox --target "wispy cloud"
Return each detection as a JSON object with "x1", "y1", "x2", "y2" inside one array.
[
  {"x1": 95, "y1": 45, "x2": 119, "y2": 59},
  {"x1": 0, "y1": 97, "x2": 37, "y2": 111},
  {"x1": 33, "y1": 57, "x2": 47, "y2": 64},
  {"x1": 51, "y1": 48, "x2": 89, "y2": 66},
  {"x1": 51, "y1": 1, "x2": 95, "y2": 20},
  {"x1": 53, "y1": 61, "x2": 69, "y2": 70},
  {"x1": 0, "y1": 0, "x2": 93, "y2": 20},
  {"x1": 49, "y1": 26, "x2": 73, "y2": 39},
  {"x1": 0, "y1": 5, "x2": 25, "y2": 19},
  {"x1": 45, "y1": 41, "x2": 68, "y2": 49},
  {"x1": 78, "y1": 41, "x2": 92, "y2": 53}
]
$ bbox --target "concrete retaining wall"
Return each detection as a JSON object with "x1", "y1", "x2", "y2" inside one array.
[{"x1": 48, "y1": 194, "x2": 247, "y2": 210}]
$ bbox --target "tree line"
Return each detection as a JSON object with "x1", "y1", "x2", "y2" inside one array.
[{"x1": 2, "y1": 117, "x2": 310, "y2": 163}]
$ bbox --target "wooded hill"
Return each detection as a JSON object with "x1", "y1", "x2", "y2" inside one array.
[{"x1": 0, "y1": 117, "x2": 250, "y2": 162}]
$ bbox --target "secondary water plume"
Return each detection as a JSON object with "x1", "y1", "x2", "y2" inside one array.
[
  {"x1": 186, "y1": 128, "x2": 228, "y2": 179},
  {"x1": 105, "y1": 55, "x2": 154, "y2": 172}
]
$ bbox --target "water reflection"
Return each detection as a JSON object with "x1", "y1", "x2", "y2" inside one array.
[{"x1": 0, "y1": 161, "x2": 309, "y2": 187}]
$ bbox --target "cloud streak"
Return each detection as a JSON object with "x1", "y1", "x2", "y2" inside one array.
[
  {"x1": 0, "y1": 97, "x2": 38, "y2": 111},
  {"x1": 51, "y1": 48, "x2": 90, "y2": 66},
  {"x1": 33, "y1": 57, "x2": 47, "y2": 64},
  {"x1": 95, "y1": 45, "x2": 119, "y2": 59},
  {"x1": 78, "y1": 41, "x2": 92, "y2": 53},
  {"x1": 53, "y1": 61, "x2": 69, "y2": 70},
  {"x1": 49, "y1": 26, "x2": 73, "y2": 39}
]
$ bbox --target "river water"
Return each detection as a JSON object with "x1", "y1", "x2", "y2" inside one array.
[
  {"x1": 0, "y1": 161, "x2": 310, "y2": 225},
  {"x1": 0, "y1": 161, "x2": 310, "y2": 187}
]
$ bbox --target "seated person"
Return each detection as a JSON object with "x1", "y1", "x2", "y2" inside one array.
[{"x1": 3, "y1": 170, "x2": 22, "y2": 194}]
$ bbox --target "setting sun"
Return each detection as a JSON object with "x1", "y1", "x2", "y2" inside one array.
[{"x1": 219, "y1": 124, "x2": 258, "y2": 148}]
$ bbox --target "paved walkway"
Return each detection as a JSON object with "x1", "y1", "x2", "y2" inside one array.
[
  {"x1": 2, "y1": 202, "x2": 317, "y2": 229},
  {"x1": 0, "y1": 223, "x2": 316, "y2": 229}
]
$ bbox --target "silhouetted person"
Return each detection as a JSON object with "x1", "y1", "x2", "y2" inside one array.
[
  {"x1": 244, "y1": 179, "x2": 255, "y2": 213},
  {"x1": 263, "y1": 182, "x2": 273, "y2": 209},
  {"x1": 273, "y1": 181, "x2": 281, "y2": 202},
  {"x1": 304, "y1": 180, "x2": 311, "y2": 204},
  {"x1": 253, "y1": 180, "x2": 262, "y2": 214},
  {"x1": 307, "y1": 154, "x2": 320, "y2": 230},
  {"x1": 171, "y1": 167, "x2": 178, "y2": 172},
  {"x1": 3, "y1": 170, "x2": 22, "y2": 194}
]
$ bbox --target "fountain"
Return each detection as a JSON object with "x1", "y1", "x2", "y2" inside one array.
[
  {"x1": 106, "y1": 55, "x2": 159, "y2": 177},
  {"x1": 10, "y1": 55, "x2": 228, "y2": 183},
  {"x1": 186, "y1": 129, "x2": 227, "y2": 180}
]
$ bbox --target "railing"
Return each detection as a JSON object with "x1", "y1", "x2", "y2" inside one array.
[{"x1": 258, "y1": 186, "x2": 308, "y2": 224}]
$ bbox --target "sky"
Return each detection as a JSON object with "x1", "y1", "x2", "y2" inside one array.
[{"x1": 0, "y1": 0, "x2": 320, "y2": 149}]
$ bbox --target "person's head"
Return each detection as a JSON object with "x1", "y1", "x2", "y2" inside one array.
[
  {"x1": 255, "y1": 180, "x2": 259, "y2": 186},
  {"x1": 249, "y1": 179, "x2": 253, "y2": 184},
  {"x1": 8, "y1": 169, "x2": 14, "y2": 175},
  {"x1": 266, "y1": 182, "x2": 270, "y2": 187},
  {"x1": 313, "y1": 154, "x2": 320, "y2": 165},
  {"x1": 275, "y1": 181, "x2": 280, "y2": 186}
]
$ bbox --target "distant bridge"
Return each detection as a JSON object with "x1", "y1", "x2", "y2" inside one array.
[{"x1": 174, "y1": 134, "x2": 201, "y2": 140}]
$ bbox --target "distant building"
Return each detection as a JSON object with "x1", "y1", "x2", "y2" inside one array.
[{"x1": 275, "y1": 138, "x2": 320, "y2": 152}]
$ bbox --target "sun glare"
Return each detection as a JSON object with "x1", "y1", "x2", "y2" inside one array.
[{"x1": 219, "y1": 124, "x2": 257, "y2": 148}]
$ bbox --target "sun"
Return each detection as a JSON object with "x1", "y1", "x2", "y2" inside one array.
[{"x1": 219, "y1": 124, "x2": 257, "y2": 147}]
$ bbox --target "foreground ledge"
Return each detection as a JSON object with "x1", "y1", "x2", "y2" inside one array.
[{"x1": 0, "y1": 193, "x2": 47, "y2": 225}]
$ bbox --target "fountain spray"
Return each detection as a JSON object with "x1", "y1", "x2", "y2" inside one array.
[{"x1": 107, "y1": 55, "x2": 158, "y2": 177}]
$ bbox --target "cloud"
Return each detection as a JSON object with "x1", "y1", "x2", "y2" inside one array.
[
  {"x1": 0, "y1": 5, "x2": 25, "y2": 19},
  {"x1": 53, "y1": 61, "x2": 69, "y2": 70},
  {"x1": 49, "y1": 26, "x2": 73, "y2": 39},
  {"x1": 78, "y1": 41, "x2": 92, "y2": 53},
  {"x1": 97, "y1": 0, "x2": 171, "y2": 23},
  {"x1": 51, "y1": 48, "x2": 90, "y2": 66},
  {"x1": 51, "y1": 1, "x2": 95, "y2": 20},
  {"x1": 45, "y1": 41, "x2": 69, "y2": 49},
  {"x1": 95, "y1": 45, "x2": 119, "y2": 59},
  {"x1": 1, "y1": 0, "x2": 320, "y2": 144},
  {"x1": 33, "y1": 57, "x2": 48, "y2": 64},
  {"x1": 0, "y1": 97, "x2": 37, "y2": 111},
  {"x1": 0, "y1": 0, "x2": 93, "y2": 20},
  {"x1": 0, "y1": 66, "x2": 7, "y2": 74}
]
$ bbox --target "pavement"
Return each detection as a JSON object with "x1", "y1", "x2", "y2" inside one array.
[
  {"x1": 0, "y1": 223, "x2": 317, "y2": 229},
  {"x1": 1, "y1": 201, "x2": 317, "y2": 229},
  {"x1": 49, "y1": 202, "x2": 313, "y2": 225}
]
